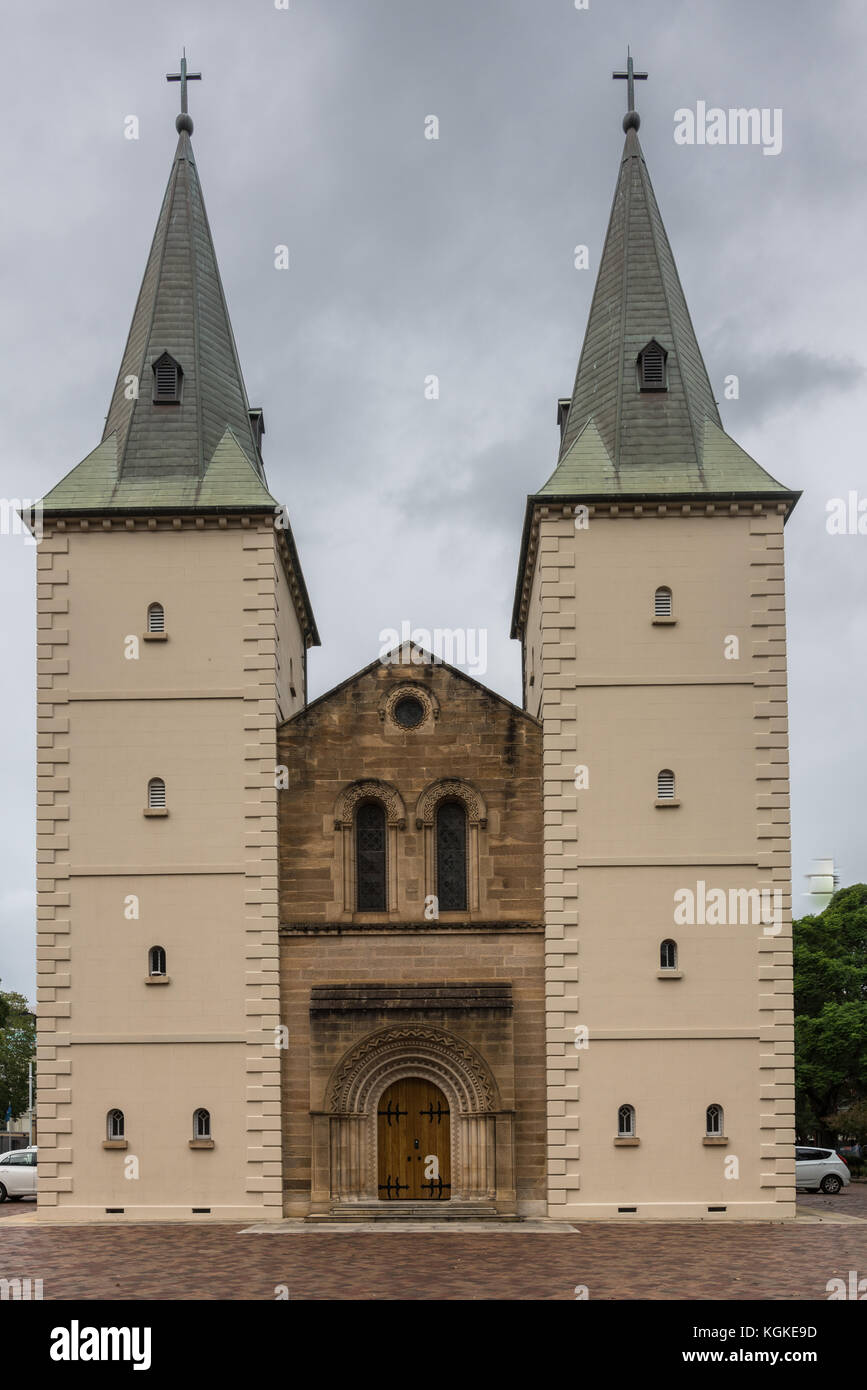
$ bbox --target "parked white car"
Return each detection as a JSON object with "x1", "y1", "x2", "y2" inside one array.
[
  {"x1": 0, "y1": 1146, "x2": 37, "y2": 1201},
  {"x1": 795, "y1": 1146, "x2": 850, "y2": 1194}
]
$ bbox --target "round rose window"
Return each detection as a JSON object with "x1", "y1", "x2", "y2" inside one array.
[{"x1": 393, "y1": 695, "x2": 425, "y2": 729}]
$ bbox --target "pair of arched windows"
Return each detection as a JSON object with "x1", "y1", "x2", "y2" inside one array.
[
  {"x1": 106, "y1": 1109, "x2": 211, "y2": 1141},
  {"x1": 659, "y1": 939, "x2": 678, "y2": 970},
  {"x1": 354, "y1": 797, "x2": 468, "y2": 913},
  {"x1": 616, "y1": 1104, "x2": 725, "y2": 1138},
  {"x1": 148, "y1": 946, "x2": 166, "y2": 977}
]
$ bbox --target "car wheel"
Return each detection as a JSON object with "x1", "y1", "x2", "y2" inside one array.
[
  {"x1": 0, "y1": 1184, "x2": 6, "y2": 1202},
  {"x1": 820, "y1": 1174, "x2": 843, "y2": 1194}
]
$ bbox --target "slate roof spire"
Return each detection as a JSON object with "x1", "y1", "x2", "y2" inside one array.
[
  {"x1": 100, "y1": 54, "x2": 264, "y2": 486},
  {"x1": 42, "y1": 54, "x2": 275, "y2": 513},
  {"x1": 538, "y1": 55, "x2": 797, "y2": 502}
]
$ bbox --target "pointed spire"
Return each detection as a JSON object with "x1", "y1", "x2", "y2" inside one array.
[
  {"x1": 41, "y1": 60, "x2": 279, "y2": 515},
  {"x1": 540, "y1": 59, "x2": 795, "y2": 501},
  {"x1": 101, "y1": 93, "x2": 264, "y2": 486},
  {"x1": 556, "y1": 122, "x2": 723, "y2": 481}
]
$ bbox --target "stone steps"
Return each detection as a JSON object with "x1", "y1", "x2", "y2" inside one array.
[{"x1": 306, "y1": 1204, "x2": 516, "y2": 1223}]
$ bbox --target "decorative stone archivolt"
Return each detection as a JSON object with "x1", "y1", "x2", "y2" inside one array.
[
  {"x1": 379, "y1": 683, "x2": 439, "y2": 727},
  {"x1": 415, "y1": 779, "x2": 487, "y2": 830},
  {"x1": 327, "y1": 1024, "x2": 498, "y2": 1115},
  {"x1": 333, "y1": 780, "x2": 406, "y2": 831}
]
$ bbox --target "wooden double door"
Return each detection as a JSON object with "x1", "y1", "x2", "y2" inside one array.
[{"x1": 377, "y1": 1078, "x2": 451, "y2": 1200}]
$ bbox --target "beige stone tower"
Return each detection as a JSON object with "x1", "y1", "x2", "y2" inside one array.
[
  {"x1": 512, "y1": 88, "x2": 800, "y2": 1218},
  {"x1": 33, "y1": 84, "x2": 317, "y2": 1220}
]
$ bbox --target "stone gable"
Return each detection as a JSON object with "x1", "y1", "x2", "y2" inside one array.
[{"x1": 278, "y1": 653, "x2": 543, "y2": 926}]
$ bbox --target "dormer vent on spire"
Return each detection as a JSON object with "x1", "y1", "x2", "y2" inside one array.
[
  {"x1": 151, "y1": 351, "x2": 183, "y2": 404},
  {"x1": 637, "y1": 340, "x2": 667, "y2": 392}
]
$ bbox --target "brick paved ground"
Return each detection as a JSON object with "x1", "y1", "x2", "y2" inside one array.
[
  {"x1": 1, "y1": 1213, "x2": 866, "y2": 1299},
  {"x1": 0, "y1": 1199, "x2": 34, "y2": 1219},
  {"x1": 798, "y1": 1181, "x2": 867, "y2": 1218}
]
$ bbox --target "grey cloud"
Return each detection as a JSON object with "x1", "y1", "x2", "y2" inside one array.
[{"x1": 707, "y1": 345, "x2": 864, "y2": 429}]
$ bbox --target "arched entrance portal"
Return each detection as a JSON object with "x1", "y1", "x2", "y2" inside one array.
[
  {"x1": 310, "y1": 1023, "x2": 516, "y2": 1214},
  {"x1": 377, "y1": 1078, "x2": 451, "y2": 1200}
]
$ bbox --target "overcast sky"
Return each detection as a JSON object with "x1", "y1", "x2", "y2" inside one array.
[{"x1": 2, "y1": 0, "x2": 865, "y2": 1000}]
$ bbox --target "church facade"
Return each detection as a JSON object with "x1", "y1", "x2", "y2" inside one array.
[{"x1": 33, "y1": 70, "x2": 799, "y2": 1222}]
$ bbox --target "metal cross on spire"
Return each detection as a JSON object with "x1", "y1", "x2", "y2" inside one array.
[
  {"x1": 167, "y1": 49, "x2": 201, "y2": 133},
  {"x1": 613, "y1": 46, "x2": 647, "y2": 128}
]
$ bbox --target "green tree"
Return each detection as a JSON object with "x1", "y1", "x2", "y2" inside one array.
[
  {"x1": 0, "y1": 983, "x2": 36, "y2": 1124},
  {"x1": 794, "y1": 884, "x2": 867, "y2": 1143},
  {"x1": 824, "y1": 1099, "x2": 867, "y2": 1147}
]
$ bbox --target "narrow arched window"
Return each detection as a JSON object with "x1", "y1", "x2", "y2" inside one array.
[
  {"x1": 706, "y1": 1104, "x2": 724, "y2": 1137},
  {"x1": 618, "y1": 1104, "x2": 635, "y2": 1138},
  {"x1": 660, "y1": 939, "x2": 678, "y2": 970},
  {"x1": 152, "y1": 351, "x2": 182, "y2": 403},
  {"x1": 356, "y1": 801, "x2": 387, "y2": 911},
  {"x1": 147, "y1": 602, "x2": 165, "y2": 633},
  {"x1": 193, "y1": 1108, "x2": 211, "y2": 1140},
  {"x1": 107, "y1": 1109, "x2": 125, "y2": 1141},
  {"x1": 436, "y1": 800, "x2": 467, "y2": 912},
  {"x1": 654, "y1": 586, "x2": 672, "y2": 618},
  {"x1": 147, "y1": 777, "x2": 166, "y2": 809},
  {"x1": 148, "y1": 946, "x2": 166, "y2": 977},
  {"x1": 657, "y1": 769, "x2": 675, "y2": 801},
  {"x1": 638, "y1": 339, "x2": 667, "y2": 391}
]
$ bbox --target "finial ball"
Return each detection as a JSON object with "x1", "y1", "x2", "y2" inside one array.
[
  {"x1": 623, "y1": 110, "x2": 640, "y2": 132},
  {"x1": 176, "y1": 112, "x2": 194, "y2": 135}
]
